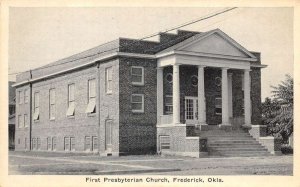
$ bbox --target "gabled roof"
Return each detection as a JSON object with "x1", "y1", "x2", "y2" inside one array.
[{"x1": 156, "y1": 29, "x2": 257, "y2": 60}]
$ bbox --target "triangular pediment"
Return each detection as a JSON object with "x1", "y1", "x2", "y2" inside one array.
[
  {"x1": 157, "y1": 29, "x2": 257, "y2": 60},
  {"x1": 179, "y1": 32, "x2": 251, "y2": 58}
]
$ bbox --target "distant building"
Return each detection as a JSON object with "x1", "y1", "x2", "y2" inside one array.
[
  {"x1": 13, "y1": 29, "x2": 281, "y2": 157},
  {"x1": 9, "y1": 81, "x2": 16, "y2": 150}
]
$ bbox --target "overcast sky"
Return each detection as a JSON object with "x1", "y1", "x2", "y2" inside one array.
[{"x1": 9, "y1": 7, "x2": 293, "y2": 99}]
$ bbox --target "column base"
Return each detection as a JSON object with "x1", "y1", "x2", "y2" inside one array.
[
  {"x1": 242, "y1": 124, "x2": 252, "y2": 129},
  {"x1": 218, "y1": 124, "x2": 232, "y2": 131},
  {"x1": 197, "y1": 123, "x2": 209, "y2": 131}
]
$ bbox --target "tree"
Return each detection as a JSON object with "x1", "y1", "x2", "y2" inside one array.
[{"x1": 263, "y1": 74, "x2": 293, "y2": 143}]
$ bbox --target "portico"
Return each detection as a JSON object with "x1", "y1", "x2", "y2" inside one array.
[{"x1": 156, "y1": 29, "x2": 261, "y2": 129}]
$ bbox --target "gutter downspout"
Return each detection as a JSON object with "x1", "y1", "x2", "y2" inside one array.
[
  {"x1": 97, "y1": 63, "x2": 101, "y2": 155},
  {"x1": 29, "y1": 70, "x2": 32, "y2": 150}
]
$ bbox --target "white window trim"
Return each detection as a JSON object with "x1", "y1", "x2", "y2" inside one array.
[
  {"x1": 106, "y1": 67, "x2": 113, "y2": 94},
  {"x1": 165, "y1": 95, "x2": 173, "y2": 114},
  {"x1": 24, "y1": 89, "x2": 29, "y2": 103},
  {"x1": 49, "y1": 89, "x2": 55, "y2": 120},
  {"x1": 131, "y1": 94, "x2": 144, "y2": 113},
  {"x1": 131, "y1": 66, "x2": 144, "y2": 86},
  {"x1": 215, "y1": 97, "x2": 222, "y2": 115},
  {"x1": 33, "y1": 92, "x2": 39, "y2": 121},
  {"x1": 86, "y1": 79, "x2": 96, "y2": 114},
  {"x1": 67, "y1": 84, "x2": 75, "y2": 117},
  {"x1": 18, "y1": 90, "x2": 23, "y2": 104}
]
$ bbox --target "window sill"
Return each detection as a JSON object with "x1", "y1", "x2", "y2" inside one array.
[
  {"x1": 67, "y1": 115, "x2": 75, "y2": 119},
  {"x1": 87, "y1": 113, "x2": 96, "y2": 117},
  {"x1": 132, "y1": 111, "x2": 144, "y2": 114},
  {"x1": 33, "y1": 120, "x2": 39, "y2": 123},
  {"x1": 50, "y1": 118, "x2": 55, "y2": 121},
  {"x1": 106, "y1": 91, "x2": 113, "y2": 95},
  {"x1": 132, "y1": 82, "x2": 144, "y2": 86}
]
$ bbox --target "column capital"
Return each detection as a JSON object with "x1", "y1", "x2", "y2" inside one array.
[
  {"x1": 221, "y1": 67, "x2": 230, "y2": 70},
  {"x1": 173, "y1": 63, "x2": 182, "y2": 67},
  {"x1": 244, "y1": 69, "x2": 252, "y2": 72},
  {"x1": 198, "y1": 65, "x2": 206, "y2": 68},
  {"x1": 156, "y1": 67, "x2": 164, "y2": 70}
]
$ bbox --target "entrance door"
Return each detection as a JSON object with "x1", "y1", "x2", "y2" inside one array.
[
  {"x1": 185, "y1": 96, "x2": 198, "y2": 124},
  {"x1": 105, "y1": 120, "x2": 113, "y2": 153}
]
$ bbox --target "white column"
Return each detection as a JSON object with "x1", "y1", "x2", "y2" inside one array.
[
  {"x1": 221, "y1": 67, "x2": 230, "y2": 126},
  {"x1": 244, "y1": 69, "x2": 252, "y2": 126},
  {"x1": 157, "y1": 67, "x2": 164, "y2": 125},
  {"x1": 228, "y1": 73, "x2": 233, "y2": 118},
  {"x1": 198, "y1": 65, "x2": 207, "y2": 125},
  {"x1": 173, "y1": 64, "x2": 180, "y2": 124}
]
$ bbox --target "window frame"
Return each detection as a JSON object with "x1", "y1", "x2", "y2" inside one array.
[
  {"x1": 131, "y1": 94, "x2": 144, "y2": 113},
  {"x1": 24, "y1": 89, "x2": 29, "y2": 103},
  {"x1": 33, "y1": 92, "x2": 40, "y2": 121},
  {"x1": 67, "y1": 84, "x2": 75, "y2": 117},
  {"x1": 18, "y1": 90, "x2": 23, "y2": 104},
  {"x1": 18, "y1": 115, "x2": 22, "y2": 128},
  {"x1": 49, "y1": 88, "x2": 56, "y2": 120},
  {"x1": 131, "y1": 66, "x2": 144, "y2": 86},
  {"x1": 86, "y1": 79, "x2": 96, "y2": 114},
  {"x1": 164, "y1": 95, "x2": 173, "y2": 114},
  {"x1": 24, "y1": 114, "x2": 28, "y2": 127},
  {"x1": 105, "y1": 67, "x2": 113, "y2": 94},
  {"x1": 215, "y1": 97, "x2": 222, "y2": 115}
]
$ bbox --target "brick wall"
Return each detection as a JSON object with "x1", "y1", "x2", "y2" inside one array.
[
  {"x1": 15, "y1": 84, "x2": 31, "y2": 151},
  {"x1": 118, "y1": 57, "x2": 157, "y2": 155},
  {"x1": 251, "y1": 67, "x2": 262, "y2": 125},
  {"x1": 99, "y1": 59, "x2": 120, "y2": 156}
]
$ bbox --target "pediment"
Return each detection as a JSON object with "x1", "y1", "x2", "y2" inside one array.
[{"x1": 179, "y1": 32, "x2": 250, "y2": 58}]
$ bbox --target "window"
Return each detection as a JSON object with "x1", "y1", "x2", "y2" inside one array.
[
  {"x1": 25, "y1": 138, "x2": 27, "y2": 150},
  {"x1": 37, "y1": 138, "x2": 41, "y2": 150},
  {"x1": 131, "y1": 66, "x2": 144, "y2": 85},
  {"x1": 106, "y1": 67, "x2": 113, "y2": 93},
  {"x1": 64, "y1": 137, "x2": 70, "y2": 151},
  {"x1": 215, "y1": 97, "x2": 222, "y2": 115},
  {"x1": 159, "y1": 135, "x2": 170, "y2": 151},
  {"x1": 166, "y1": 73, "x2": 173, "y2": 83},
  {"x1": 47, "y1": 137, "x2": 52, "y2": 151},
  {"x1": 92, "y1": 136, "x2": 98, "y2": 151},
  {"x1": 18, "y1": 115, "x2": 22, "y2": 128},
  {"x1": 18, "y1": 90, "x2": 23, "y2": 104},
  {"x1": 64, "y1": 137, "x2": 75, "y2": 151},
  {"x1": 67, "y1": 84, "x2": 75, "y2": 116},
  {"x1": 131, "y1": 94, "x2": 144, "y2": 113},
  {"x1": 24, "y1": 89, "x2": 29, "y2": 103},
  {"x1": 85, "y1": 136, "x2": 91, "y2": 151},
  {"x1": 86, "y1": 79, "x2": 96, "y2": 113},
  {"x1": 191, "y1": 75, "x2": 198, "y2": 87},
  {"x1": 24, "y1": 114, "x2": 28, "y2": 127},
  {"x1": 164, "y1": 95, "x2": 173, "y2": 114},
  {"x1": 32, "y1": 138, "x2": 36, "y2": 150},
  {"x1": 70, "y1": 137, "x2": 75, "y2": 151},
  {"x1": 49, "y1": 89, "x2": 55, "y2": 120},
  {"x1": 52, "y1": 137, "x2": 57, "y2": 151},
  {"x1": 33, "y1": 92, "x2": 39, "y2": 121}
]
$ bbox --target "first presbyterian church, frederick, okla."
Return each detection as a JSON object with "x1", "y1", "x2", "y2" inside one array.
[{"x1": 13, "y1": 29, "x2": 282, "y2": 157}]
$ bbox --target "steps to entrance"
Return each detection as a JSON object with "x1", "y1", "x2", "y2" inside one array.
[{"x1": 198, "y1": 129, "x2": 271, "y2": 157}]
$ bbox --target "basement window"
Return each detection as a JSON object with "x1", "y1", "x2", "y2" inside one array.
[{"x1": 159, "y1": 135, "x2": 170, "y2": 151}]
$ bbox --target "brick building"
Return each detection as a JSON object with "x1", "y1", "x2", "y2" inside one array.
[{"x1": 13, "y1": 29, "x2": 281, "y2": 157}]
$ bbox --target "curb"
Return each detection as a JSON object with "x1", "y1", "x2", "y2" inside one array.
[{"x1": 16, "y1": 168, "x2": 181, "y2": 175}]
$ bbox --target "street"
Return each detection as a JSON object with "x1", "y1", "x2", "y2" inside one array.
[{"x1": 9, "y1": 151, "x2": 293, "y2": 175}]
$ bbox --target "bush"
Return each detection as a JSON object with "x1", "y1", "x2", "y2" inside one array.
[{"x1": 281, "y1": 144, "x2": 293, "y2": 154}]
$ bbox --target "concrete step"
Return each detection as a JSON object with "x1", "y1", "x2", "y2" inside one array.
[
  {"x1": 208, "y1": 147, "x2": 268, "y2": 151},
  {"x1": 208, "y1": 140, "x2": 258, "y2": 144},
  {"x1": 208, "y1": 144, "x2": 264, "y2": 148}
]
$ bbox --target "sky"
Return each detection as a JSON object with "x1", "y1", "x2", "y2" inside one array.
[{"x1": 8, "y1": 7, "x2": 293, "y2": 99}]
